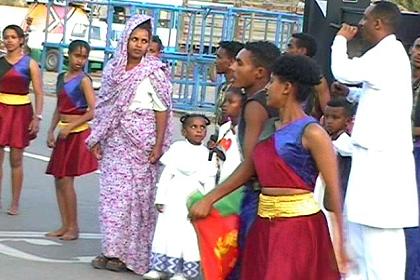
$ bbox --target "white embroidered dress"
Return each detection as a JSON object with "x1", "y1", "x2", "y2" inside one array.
[{"x1": 149, "y1": 140, "x2": 216, "y2": 278}]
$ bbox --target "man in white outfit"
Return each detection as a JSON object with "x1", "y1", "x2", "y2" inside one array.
[{"x1": 331, "y1": 1, "x2": 419, "y2": 279}]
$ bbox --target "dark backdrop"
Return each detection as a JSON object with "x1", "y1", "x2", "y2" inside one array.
[{"x1": 303, "y1": 0, "x2": 420, "y2": 84}]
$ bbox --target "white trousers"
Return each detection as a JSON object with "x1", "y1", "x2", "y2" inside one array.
[{"x1": 346, "y1": 222, "x2": 406, "y2": 280}]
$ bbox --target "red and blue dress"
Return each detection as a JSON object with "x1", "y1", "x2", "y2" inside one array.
[
  {"x1": 0, "y1": 55, "x2": 35, "y2": 148},
  {"x1": 46, "y1": 73, "x2": 98, "y2": 178},
  {"x1": 241, "y1": 116, "x2": 340, "y2": 280}
]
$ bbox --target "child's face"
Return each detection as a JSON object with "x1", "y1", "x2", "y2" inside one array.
[
  {"x1": 148, "y1": 42, "x2": 161, "y2": 58},
  {"x1": 222, "y1": 92, "x2": 242, "y2": 120},
  {"x1": 68, "y1": 46, "x2": 89, "y2": 72},
  {"x1": 323, "y1": 106, "x2": 350, "y2": 136},
  {"x1": 182, "y1": 117, "x2": 208, "y2": 145}
]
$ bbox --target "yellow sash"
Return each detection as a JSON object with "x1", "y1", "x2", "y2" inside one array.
[
  {"x1": 0, "y1": 93, "x2": 31, "y2": 105},
  {"x1": 57, "y1": 121, "x2": 89, "y2": 133},
  {"x1": 258, "y1": 192, "x2": 320, "y2": 218}
]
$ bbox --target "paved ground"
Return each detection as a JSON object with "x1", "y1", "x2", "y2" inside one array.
[{"x1": 0, "y1": 92, "x2": 214, "y2": 280}]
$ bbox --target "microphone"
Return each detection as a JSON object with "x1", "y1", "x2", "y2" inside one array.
[
  {"x1": 214, "y1": 148, "x2": 226, "y2": 161},
  {"x1": 208, "y1": 135, "x2": 218, "y2": 161},
  {"x1": 329, "y1": 23, "x2": 341, "y2": 29}
]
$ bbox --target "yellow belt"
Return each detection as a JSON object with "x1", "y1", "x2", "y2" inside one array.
[
  {"x1": 57, "y1": 121, "x2": 89, "y2": 133},
  {"x1": 0, "y1": 93, "x2": 31, "y2": 105},
  {"x1": 258, "y1": 192, "x2": 320, "y2": 218}
]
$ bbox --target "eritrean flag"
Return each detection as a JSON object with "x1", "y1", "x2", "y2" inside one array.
[{"x1": 188, "y1": 188, "x2": 243, "y2": 280}]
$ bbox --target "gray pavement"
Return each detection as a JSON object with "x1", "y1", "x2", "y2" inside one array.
[{"x1": 0, "y1": 93, "x2": 214, "y2": 280}]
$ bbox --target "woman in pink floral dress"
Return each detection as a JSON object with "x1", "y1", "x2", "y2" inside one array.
[{"x1": 87, "y1": 14, "x2": 172, "y2": 275}]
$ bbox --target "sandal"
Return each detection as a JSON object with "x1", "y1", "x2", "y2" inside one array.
[
  {"x1": 105, "y1": 258, "x2": 127, "y2": 272},
  {"x1": 7, "y1": 208, "x2": 19, "y2": 215},
  {"x1": 91, "y1": 254, "x2": 109, "y2": 269}
]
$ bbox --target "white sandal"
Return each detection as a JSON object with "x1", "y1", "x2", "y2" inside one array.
[
  {"x1": 169, "y1": 273, "x2": 189, "y2": 280},
  {"x1": 143, "y1": 270, "x2": 168, "y2": 280}
]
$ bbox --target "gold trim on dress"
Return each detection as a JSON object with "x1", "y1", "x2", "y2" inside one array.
[
  {"x1": 57, "y1": 121, "x2": 89, "y2": 133},
  {"x1": 258, "y1": 192, "x2": 320, "y2": 218},
  {"x1": 0, "y1": 93, "x2": 31, "y2": 105}
]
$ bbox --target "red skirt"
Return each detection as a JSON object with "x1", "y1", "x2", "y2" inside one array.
[
  {"x1": 0, "y1": 103, "x2": 35, "y2": 148},
  {"x1": 46, "y1": 128, "x2": 98, "y2": 178},
  {"x1": 241, "y1": 211, "x2": 340, "y2": 280}
]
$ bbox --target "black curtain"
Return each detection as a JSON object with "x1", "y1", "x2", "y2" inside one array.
[{"x1": 304, "y1": 0, "x2": 420, "y2": 84}]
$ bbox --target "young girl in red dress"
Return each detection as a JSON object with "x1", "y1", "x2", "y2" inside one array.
[
  {"x1": 0, "y1": 25, "x2": 44, "y2": 215},
  {"x1": 45, "y1": 40, "x2": 97, "y2": 240}
]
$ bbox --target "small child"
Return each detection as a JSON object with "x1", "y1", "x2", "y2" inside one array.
[
  {"x1": 148, "y1": 35, "x2": 171, "y2": 78},
  {"x1": 314, "y1": 96, "x2": 353, "y2": 247},
  {"x1": 45, "y1": 40, "x2": 98, "y2": 240},
  {"x1": 323, "y1": 97, "x2": 354, "y2": 201},
  {"x1": 199, "y1": 87, "x2": 245, "y2": 279},
  {"x1": 149, "y1": 35, "x2": 164, "y2": 58},
  {"x1": 144, "y1": 114, "x2": 216, "y2": 280},
  {"x1": 212, "y1": 87, "x2": 244, "y2": 208}
]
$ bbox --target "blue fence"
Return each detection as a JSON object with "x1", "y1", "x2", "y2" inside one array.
[{"x1": 41, "y1": 0, "x2": 303, "y2": 112}]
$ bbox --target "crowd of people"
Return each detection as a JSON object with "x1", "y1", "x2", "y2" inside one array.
[{"x1": 0, "y1": 1, "x2": 419, "y2": 279}]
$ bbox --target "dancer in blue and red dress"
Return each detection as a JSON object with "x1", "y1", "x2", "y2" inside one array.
[
  {"x1": 45, "y1": 40, "x2": 97, "y2": 240},
  {"x1": 241, "y1": 55, "x2": 348, "y2": 279},
  {"x1": 190, "y1": 55, "x2": 348, "y2": 279},
  {"x1": 0, "y1": 25, "x2": 44, "y2": 215}
]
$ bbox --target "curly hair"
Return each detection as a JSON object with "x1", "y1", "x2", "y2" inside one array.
[{"x1": 271, "y1": 54, "x2": 321, "y2": 102}]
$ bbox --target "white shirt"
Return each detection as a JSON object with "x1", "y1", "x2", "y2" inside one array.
[
  {"x1": 333, "y1": 132, "x2": 352, "y2": 157},
  {"x1": 217, "y1": 121, "x2": 242, "y2": 183},
  {"x1": 128, "y1": 77, "x2": 167, "y2": 112},
  {"x1": 331, "y1": 35, "x2": 418, "y2": 228},
  {"x1": 155, "y1": 140, "x2": 216, "y2": 205},
  {"x1": 332, "y1": 35, "x2": 413, "y2": 151}
]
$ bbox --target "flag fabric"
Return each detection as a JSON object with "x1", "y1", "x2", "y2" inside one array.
[{"x1": 188, "y1": 190, "x2": 243, "y2": 280}]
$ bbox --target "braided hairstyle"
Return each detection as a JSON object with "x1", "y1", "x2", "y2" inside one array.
[{"x1": 180, "y1": 113, "x2": 211, "y2": 129}]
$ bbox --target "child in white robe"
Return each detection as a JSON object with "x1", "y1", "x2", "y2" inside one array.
[{"x1": 144, "y1": 114, "x2": 216, "y2": 280}]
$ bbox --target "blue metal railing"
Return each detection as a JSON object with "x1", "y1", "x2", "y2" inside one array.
[{"x1": 40, "y1": 0, "x2": 303, "y2": 112}]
